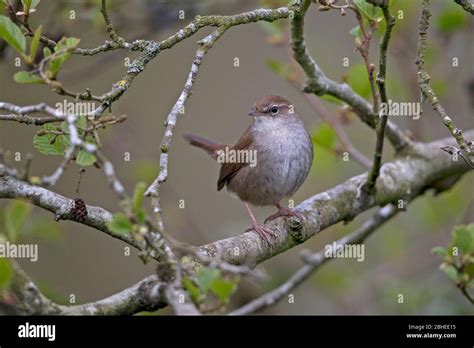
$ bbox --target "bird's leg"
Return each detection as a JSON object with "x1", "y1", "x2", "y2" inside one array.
[
  {"x1": 244, "y1": 203, "x2": 274, "y2": 244},
  {"x1": 264, "y1": 202, "x2": 303, "y2": 224}
]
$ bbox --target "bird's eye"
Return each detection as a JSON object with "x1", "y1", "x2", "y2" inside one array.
[{"x1": 270, "y1": 106, "x2": 279, "y2": 114}]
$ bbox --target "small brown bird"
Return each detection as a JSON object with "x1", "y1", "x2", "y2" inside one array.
[{"x1": 184, "y1": 95, "x2": 313, "y2": 243}]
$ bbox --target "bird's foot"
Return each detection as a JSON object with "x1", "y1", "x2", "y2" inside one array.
[
  {"x1": 245, "y1": 223, "x2": 275, "y2": 244},
  {"x1": 264, "y1": 206, "x2": 303, "y2": 224}
]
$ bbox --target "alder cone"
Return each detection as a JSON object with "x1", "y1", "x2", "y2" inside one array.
[{"x1": 72, "y1": 198, "x2": 88, "y2": 221}]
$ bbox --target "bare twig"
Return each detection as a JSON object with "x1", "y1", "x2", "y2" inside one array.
[
  {"x1": 352, "y1": 7, "x2": 380, "y2": 113},
  {"x1": 0, "y1": 113, "x2": 58, "y2": 125},
  {"x1": 100, "y1": 0, "x2": 127, "y2": 47},
  {"x1": 416, "y1": 0, "x2": 474, "y2": 167},
  {"x1": 144, "y1": 28, "x2": 225, "y2": 230},
  {"x1": 363, "y1": 3, "x2": 395, "y2": 196}
]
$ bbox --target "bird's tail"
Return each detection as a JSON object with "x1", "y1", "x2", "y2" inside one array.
[{"x1": 183, "y1": 134, "x2": 226, "y2": 160}]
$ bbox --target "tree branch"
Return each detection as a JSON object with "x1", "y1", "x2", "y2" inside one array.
[
  {"x1": 230, "y1": 203, "x2": 400, "y2": 315},
  {"x1": 416, "y1": 0, "x2": 474, "y2": 167},
  {"x1": 363, "y1": 3, "x2": 395, "y2": 196},
  {"x1": 454, "y1": 0, "x2": 474, "y2": 14},
  {"x1": 10, "y1": 260, "x2": 164, "y2": 315},
  {"x1": 289, "y1": 0, "x2": 411, "y2": 152}
]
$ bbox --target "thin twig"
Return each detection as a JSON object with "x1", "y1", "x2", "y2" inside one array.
[
  {"x1": 416, "y1": 0, "x2": 474, "y2": 167},
  {"x1": 363, "y1": 3, "x2": 395, "y2": 196},
  {"x1": 144, "y1": 28, "x2": 226, "y2": 231},
  {"x1": 100, "y1": 0, "x2": 127, "y2": 47}
]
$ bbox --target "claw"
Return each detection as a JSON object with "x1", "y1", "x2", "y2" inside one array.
[
  {"x1": 246, "y1": 223, "x2": 274, "y2": 244},
  {"x1": 264, "y1": 203, "x2": 303, "y2": 224}
]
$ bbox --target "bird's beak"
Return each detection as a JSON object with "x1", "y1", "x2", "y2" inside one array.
[{"x1": 248, "y1": 110, "x2": 257, "y2": 117}]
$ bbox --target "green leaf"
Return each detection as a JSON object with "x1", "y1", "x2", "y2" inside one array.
[
  {"x1": 4, "y1": 200, "x2": 31, "y2": 242},
  {"x1": 431, "y1": 246, "x2": 447, "y2": 258},
  {"x1": 0, "y1": 259, "x2": 13, "y2": 291},
  {"x1": 30, "y1": 25, "x2": 42, "y2": 60},
  {"x1": 31, "y1": 0, "x2": 40, "y2": 9},
  {"x1": 22, "y1": 0, "x2": 40, "y2": 10},
  {"x1": 132, "y1": 182, "x2": 147, "y2": 212},
  {"x1": 196, "y1": 268, "x2": 220, "y2": 293},
  {"x1": 311, "y1": 123, "x2": 336, "y2": 150},
  {"x1": 107, "y1": 213, "x2": 133, "y2": 235},
  {"x1": 466, "y1": 223, "x2": 474, "y2": 253},
  {"x1": 453, "y1": 225, "x2": 472, "y2": 255},
  {"x1": 49, "y1": 37, "x2": 80, "y2": 78},
  {"x1": 0, "y1": 15, "x2": 26, "y2": 54},
  {"x1": 13, "y1": 71, "x2": 43, "y2": 84},
  {"x1": 210, "y1": 278, "x2": 237, "y2": 303},
  {"x1": 437, "y1": 4, "x2": 467, "y2": 34},
  {"x1": 75, "y1": 149, "x2": 96, "y2": 167},
  {"x1": 346, "y1": 63, "x2": 371, "y2": 99},
  {"x1": 349, "y1": 25, "x2": 362, "y2": 37},
  {"x1": 183, "y1": 277, "x2": 201, "y2": 304},
  {"x1": 76, "y1": 115, "x2": 87, "y2": 129},
  {"x1": 354, "y1": 0, "x2": 383, "y2": 22},
  {"x1": 440, "y1": 263, "x2": 459, "y2": 282},
  {"x1": 43, "y1": 46, "x2": 51, "y2": 58},
  {"x1": 33, "y1": 124, "x2": 70, "y2": 156},
  {"x1": 135, "y1": 208, "x2": 146, "y2": 225}
]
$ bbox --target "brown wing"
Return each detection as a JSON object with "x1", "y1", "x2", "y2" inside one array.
[{"x1": 217, "y1": 127, "x2": 253, "y2": 191}]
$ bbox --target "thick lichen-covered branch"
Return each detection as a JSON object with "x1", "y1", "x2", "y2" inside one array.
[
  {"x1": 230, "y1": 204, "x2": 400, "y2": 315},
  {"x1": 10, "y1": 260, "x2": 164, "y2": 315}
]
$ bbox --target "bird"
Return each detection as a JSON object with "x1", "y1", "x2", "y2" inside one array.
[{"x1": 184, "y1": 95, "x2": 313, "y2": 243}]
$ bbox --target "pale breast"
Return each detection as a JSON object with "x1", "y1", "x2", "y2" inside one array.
[{"x1": 227, "y1": 116, "x2": 313, "y2": 206}]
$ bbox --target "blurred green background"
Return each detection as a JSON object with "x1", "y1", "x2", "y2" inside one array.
[{"x1": 0, "y1": 0, "x2": 473, "y2": 314}]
